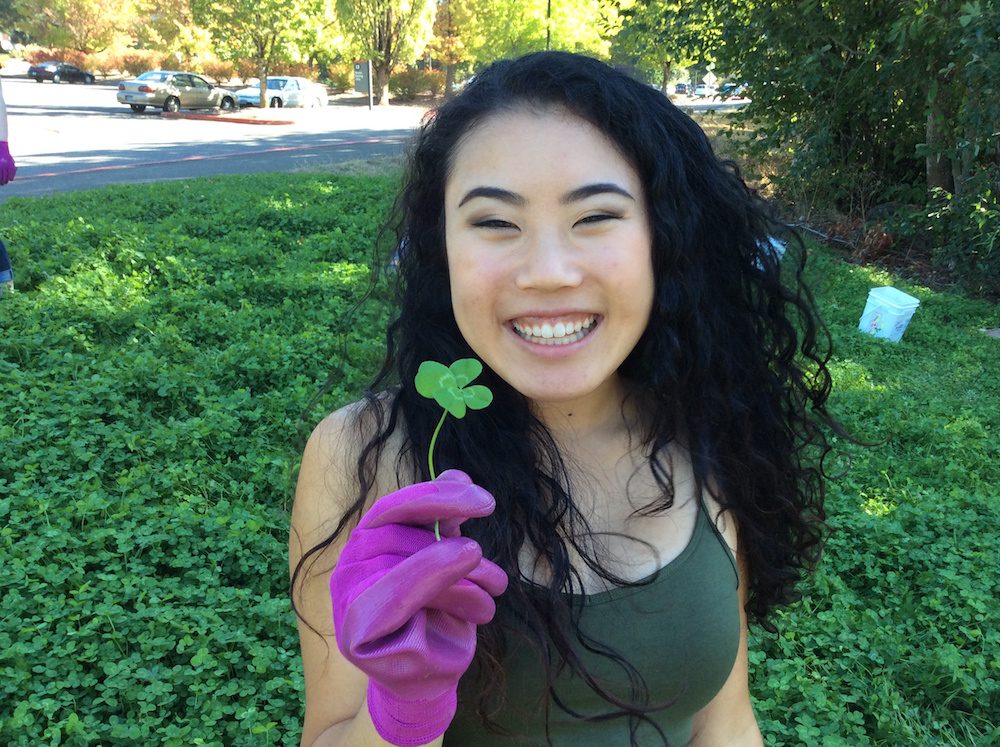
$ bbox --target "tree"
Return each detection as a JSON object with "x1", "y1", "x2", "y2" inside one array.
[
  {"x1": 614, "y1": 0, "x2": 722, "y2": 91},
  {"x1": 426, "y1": 0, "x2": 473, "y2": 95},
  {"x1": 14, "y1": 0, "x2": 136, "y2": 52},
  {"x1": 424, "y1": 0, "x2": 620, "y2": 95},
  {"x1": 192, "y1": 0, "x2": 324, "y2": 107},
  {"x1": 336, "y1": 0, "x2": 437, "y2": 105},
  {"x1": 709, "y1": 0, "x2": 1000, "y2": 204}
]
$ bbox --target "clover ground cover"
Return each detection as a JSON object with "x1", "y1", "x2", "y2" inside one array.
[{"x1": 0, "y1": 175, "x2": 996, "y2": 745}]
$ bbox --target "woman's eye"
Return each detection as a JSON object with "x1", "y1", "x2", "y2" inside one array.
[
  {"x1": 575, "y1": 213, "x2": 619, "y2": 227},
  {"x1": 473, "y1": 218, "x2": 518, "y2": 230}
]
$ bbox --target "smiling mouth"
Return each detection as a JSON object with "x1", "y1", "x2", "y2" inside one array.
[{"x1": 511, "y1": 315, "x2": 599, "y2": 345}]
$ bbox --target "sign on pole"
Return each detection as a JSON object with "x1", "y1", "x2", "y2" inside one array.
[{"x1": 354, "y1": 60, "x2": 373, "y2": 110}]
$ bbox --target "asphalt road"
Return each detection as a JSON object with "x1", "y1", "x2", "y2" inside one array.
[
  {"x1": 1, "y1": 76, "x2": 746, "y2": 202},
  {"x1": 1, "y1": 76, "x2": 429, "y2": 202}
]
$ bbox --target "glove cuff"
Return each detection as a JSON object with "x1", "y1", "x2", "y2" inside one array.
[
  {"x1": 0, "y1": 141, "x2": 9, "y2": 157},
  {"x1": 367, "y1": 682, "x2": 457, "y2": 746}
]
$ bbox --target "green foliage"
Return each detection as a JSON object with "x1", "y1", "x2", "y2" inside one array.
[
  {"x1": 389, "y1": 66, "x2": 445, "y2": 100},
  {"x1": 0, "y1": 177, "x2": 996, "y2": 744},
  {"x1": 191, "y1": 0, "x2": 325, "y2": 90},
  {"x1": 13, "y1": 0, "x2": 135, "y2": 52},
  {"x1": 888, "y1": 168, "x2": 1000, "y2": 297},
  {"x1": 0, "y1": 174, "x2": 397, "y2": 745},
  {"x1": 336, "y1": 0, "x2": 437, "y2": 103},
  {"x1": 615, "y1": 1, "x2": 1000, "y2": 292},
  {"x1": 612, "y1": 0, "x2": 720, "y2": 85},
  {"x1": 747, "y1": 246, "x2": 1000, "y2": 746}
]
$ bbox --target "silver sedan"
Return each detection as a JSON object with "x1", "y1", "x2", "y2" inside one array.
[{"x1": 117, "y1": 71, "x2": 237, "y2": 114}]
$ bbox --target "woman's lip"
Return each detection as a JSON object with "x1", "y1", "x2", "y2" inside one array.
[{"x1": 507, "y1": 311, "x2": 600, "y2": 325}]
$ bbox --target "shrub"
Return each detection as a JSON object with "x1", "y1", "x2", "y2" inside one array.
[
  {"x1": 270, "y1": 61, "x2": 315, "y2": 78},
  {"x1": 324, "y1": 62, "x2": 355, "y2": 93},
  {"x1": 120, "y1": 50, "x2": 166, "y2": 76},
  {"x1": 888, "y1": 168, "x2": 1000, "y2": 298},
  {"x1": 84, "y1": 52, "x2": 122, "y2": 79},
  {"x1": 22, "y1": 46, "x2": 88, "y2": 67},
  {"x1": 200, "y1": 59, "x2": 236, "y2": 85},
  {"x1": 389, "y1": 67, "x2": 444, "y2": 101},
  {"x1": 21, "y1": 45, "x2": 56, "y2": 64}
]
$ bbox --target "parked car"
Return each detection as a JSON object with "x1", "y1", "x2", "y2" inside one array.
[
  {"x1": 28, "y1": 61, "x2": 95, "y2": 84},
  {"x1": 116, "y1": 71, "x2": 237, "y2": 114},
  {"x1": 693, "y1": 84, "x2": 717, "y2": 98},
  {"x1": 718, "y1": 82, "x2": 748, "y2": 98},
  {"x1": 235, "y1": 76, "x2": 328, "y2": 108},
  {"x1": 673, "y1": 82, "x2": 689, "y2": 95}
]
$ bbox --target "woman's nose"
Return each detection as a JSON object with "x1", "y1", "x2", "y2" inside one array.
[{"x1": 514, "y1": 230, "x2": 584, "y2": 291}]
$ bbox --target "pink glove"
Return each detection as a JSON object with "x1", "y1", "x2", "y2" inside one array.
[
  {"x1": 331, "y1": 470, "x2": 508, "y2": 746},
  {"x1": 0, "y1": 141, "x2": 15, "y2": 185}
]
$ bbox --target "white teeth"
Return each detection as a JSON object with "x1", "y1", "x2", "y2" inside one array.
[{"x1": 512, "y1": 316, "x2": 598, "y2": 345}]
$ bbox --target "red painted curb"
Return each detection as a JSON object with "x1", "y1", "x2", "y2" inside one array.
[{"x1": 160, "y1": 111, "x2": 294, "y2": 125}]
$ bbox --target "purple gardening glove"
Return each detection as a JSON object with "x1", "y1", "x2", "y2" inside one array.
[
  {"x1": 0, "y1": 141, "x2": 15, "y2": 185},
  {"x1": 331, "y1": 469, "x2": 508, "y2": 746}
]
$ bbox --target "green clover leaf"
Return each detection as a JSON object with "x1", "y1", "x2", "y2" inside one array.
[
  {"x1": 414, "y1": 358, "x2": 494, "y2": 540},
  {"x1": 415, "y1": 359, "x2": 493, "y2": 419}
]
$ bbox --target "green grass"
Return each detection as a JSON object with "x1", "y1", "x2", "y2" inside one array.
[{"x1": 1, "y1": 175, "x2": 997, "y2": 745}]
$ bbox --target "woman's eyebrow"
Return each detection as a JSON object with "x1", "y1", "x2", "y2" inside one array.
[
  {"x1": 456, "y1": 182, "x2": 634, "y2": 208},
  {"x1": 458, "y1": 186, "x2": 526, "y2": 207},
  {"x1": 561, "y1": 183, "x2": 635, "y2": 203}
]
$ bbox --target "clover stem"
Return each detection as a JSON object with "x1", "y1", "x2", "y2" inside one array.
[{"x1": 428, "y1": 409, "x2": 448, "y2": 541}]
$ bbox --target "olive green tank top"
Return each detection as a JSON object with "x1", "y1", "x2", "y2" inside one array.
[{"x1": 446, "y1": 503, "x2": 741, "y2": 746}]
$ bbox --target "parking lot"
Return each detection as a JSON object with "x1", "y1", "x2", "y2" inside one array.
[{"x1": 1, "y1": 76, "x2": 430, "y2": 200}]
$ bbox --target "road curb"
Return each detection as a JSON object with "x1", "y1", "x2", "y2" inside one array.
[{"x1": 160, "y1": 111, "x2": 294, "y2": 125}]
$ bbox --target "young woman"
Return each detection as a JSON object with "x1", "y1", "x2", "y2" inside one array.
[{"x1": 291, "y1": 51, "x2": 839, "y2": 747}]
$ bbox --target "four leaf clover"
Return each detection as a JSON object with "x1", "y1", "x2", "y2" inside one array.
[{"x1": 415, "y1": 358, "x2": 493, "y2": 420}]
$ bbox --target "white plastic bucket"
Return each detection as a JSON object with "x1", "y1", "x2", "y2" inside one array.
[{"x1": 858, "y1": 286, "x2": 920, "y2": 342}]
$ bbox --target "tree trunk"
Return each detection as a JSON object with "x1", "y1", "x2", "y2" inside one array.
[
  {"x1": 925, "y1": 78, "x2": 953, "y2": 194},
  {"x1": 662, "y1": 60, "x2": 672, "y2": 95},
  {"x1": 258, "y1": 59, "x2": 268, "y2": 109},
  {"x1": 445, "y1": 63, "x2": 456, "y2": 98},
  {"x1": 374, "y1": 63, "x2": 391, "y2": 105}
]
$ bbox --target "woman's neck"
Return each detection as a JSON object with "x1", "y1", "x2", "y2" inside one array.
[{"x1": 530, "y1": 375, "x2": 645, "y2": 445}]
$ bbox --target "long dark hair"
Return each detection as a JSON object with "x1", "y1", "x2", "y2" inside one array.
[{"x1": 294, "y1": 51, "x2": 842, "y2": 744}]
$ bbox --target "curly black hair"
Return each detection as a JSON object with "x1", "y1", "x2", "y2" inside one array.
[{"x1": 294, "y1": 51, "x2": 844, "y2": 744}]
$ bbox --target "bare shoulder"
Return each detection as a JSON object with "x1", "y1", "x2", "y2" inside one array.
[
  {"x1": 701, "y1": 491, "x2": 740, "y2": 558},
  {"x1": 291, "y1": 396, "x2": 408, "y2": 556}
]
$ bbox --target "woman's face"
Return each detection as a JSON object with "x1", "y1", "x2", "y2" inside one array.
[{"x1": 444, "y1": 107, "x2": 654, "y2": 415}]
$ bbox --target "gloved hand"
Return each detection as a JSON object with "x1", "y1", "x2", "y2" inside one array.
[
  {"x1": 0, "y1": 141, "x2": 15, "y2": 185},
  {"x1": 331, "y1": 469, "x2": 508, "y2": 746}
]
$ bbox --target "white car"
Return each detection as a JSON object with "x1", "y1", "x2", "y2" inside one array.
[
  {"x1": 235, "y1": 76, "x2": 328, "y2": 108},
  {"x1": 693, "y1": 84, "x2": 718, "y2": 98}
]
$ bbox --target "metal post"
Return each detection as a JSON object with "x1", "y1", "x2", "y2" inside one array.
[
  {"x1": 546, "y1": 0, "x2": 552, "y2": 50},
  {"x1": 367, "y1": 59, "x2": 373, "y2": 110}
]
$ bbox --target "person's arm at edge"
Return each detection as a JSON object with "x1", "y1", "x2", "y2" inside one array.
[
  {"x1": 289, "y1": 406, "x2": 444, "y2": 747},
  {"x1": 691, "y1": 514, "x2": 766, "y2": 747},
  {"x1": 0, "y1": 76, "x2": 8, "y2": 141}
]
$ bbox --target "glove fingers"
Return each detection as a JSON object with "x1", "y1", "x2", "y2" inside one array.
[
  {"x1": 339, "y1": 524, "x2": 435, "y2": 564},
  {"x1": 342, "y1": 538, "x2": 483, "y2": 644},
  {"x1": 426, "y1": 580, "x2": 497, "y2": 625},
  {"x1": 361, "y1": 478, "x2": 494, "y2": 531},
  {"x1": 465, "y1": 556, "x2": 509, "y2": 598}
]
